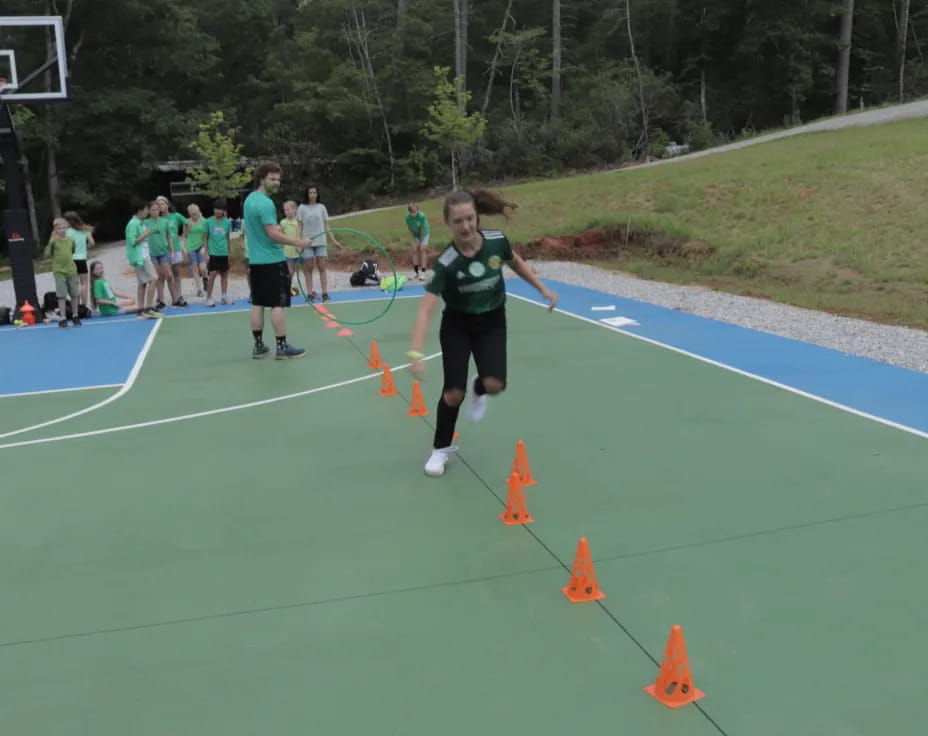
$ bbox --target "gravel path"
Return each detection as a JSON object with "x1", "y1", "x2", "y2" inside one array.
[{"x1": 4, "y1": 99, "x2": 927, "y2": 373}]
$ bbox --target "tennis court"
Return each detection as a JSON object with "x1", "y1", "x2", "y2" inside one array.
[{"x1": 1, "y1": 280, "x2": 926, "y2": 735}]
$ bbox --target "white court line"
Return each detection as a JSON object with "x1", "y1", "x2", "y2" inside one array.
[
  {"x1": 0, "y1": 292, "x2": 423, "y2": 334},
  {"x1": 0, "y1": 383, "x2": 122, "y2": 399},
  {"x1": 0, "y1": 351, "x2": 441, "y2": 451},
  {"x1": 0, "y1": 319, "x2": 162, "y2": 441},
  {"x1": 509, "y1": 293, "x2": 928, "y2": 441}
]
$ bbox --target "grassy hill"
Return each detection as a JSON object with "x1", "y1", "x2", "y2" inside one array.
[{"x1": 337, "y1": 118, "x2": 928, "y2": 330}]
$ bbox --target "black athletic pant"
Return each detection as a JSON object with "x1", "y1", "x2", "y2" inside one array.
[{"x1": 433, "y1": 306, "x2": 507, "y2": 448}]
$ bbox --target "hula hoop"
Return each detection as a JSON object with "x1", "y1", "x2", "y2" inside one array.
[{"x1": 293, "y1": 228, "x2": 399, "y2": 326}]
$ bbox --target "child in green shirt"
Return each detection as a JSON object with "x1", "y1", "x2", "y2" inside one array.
[
  {"x1": 43, "y1": 217, "x2": 82, "y2": 328},
  {"x1": 405, "y1": 202, "x2": 430, "y2": 280},
  {"x1": 89, "y1": 260, "x2": 136, "y2": 316}
]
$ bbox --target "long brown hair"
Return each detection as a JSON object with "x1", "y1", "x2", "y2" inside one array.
[
  {"x1": 89, "y1": 260, "x2": 103, "y2": 309},
  {"x1": 442, "y1": 188, "x2": 518, "y2": 221}
]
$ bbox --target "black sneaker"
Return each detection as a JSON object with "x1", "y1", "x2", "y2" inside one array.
[
  {"x1": 252, "y1": 343, "x2": 271, "y2": 359},
  {"x1": 322, "y1": 293, "x2": 330, "y2": 302},
  {"x1": 72, "y1": 317, "x2": 82, "y2": 327},
  {"x1": 58, "y1": 319, "x2": 68, "y2": 328},
  {"x1": 276, "y1": 343, "x2": 306, "y2": 360}
]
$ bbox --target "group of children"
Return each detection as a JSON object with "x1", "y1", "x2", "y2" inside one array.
[{"x1": 42, "y1": 189, "x2": 436, "y2": 327}]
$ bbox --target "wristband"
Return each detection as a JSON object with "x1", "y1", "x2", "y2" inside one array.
[{"x1": 407, "y1": 350, "x2": 424, "y2": 360}]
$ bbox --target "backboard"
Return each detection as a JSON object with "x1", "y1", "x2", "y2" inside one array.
[{"x1": 0, "y1": 15, "x2": 68, "y2": 103}]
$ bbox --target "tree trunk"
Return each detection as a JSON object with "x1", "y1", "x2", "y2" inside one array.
[
  {"x1": 700, "y1": 67, "x2": 707, "y2": 122},
  {"x1": 897, "y1": 0, "x2": 911, "y2": 102},
  {"x1": 834, "y1": 0, "x2": 855, "y2": 115},
  {"x1": 453, "y1": 0, "x2": 469, "y2": 109},
  {"x1": 481, "y1": 0, "x2": 514, "y2": 116},
  {"x1": 396, "y1": 0, "x2": 408, "y2": 31},
  {"x1": 551, "y1": 0, "x2": 562, "y2": 122},
  {"x1": 626, "y1": 0, "x2": 648, "y2": 155}
]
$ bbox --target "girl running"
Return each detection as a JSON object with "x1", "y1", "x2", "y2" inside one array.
[{"x1": 407, "y1": 188, "x2": 558, "y2": 477}]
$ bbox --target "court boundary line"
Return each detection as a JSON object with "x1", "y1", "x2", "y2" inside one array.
[
  {"x1": 0, "y1": 320, "x2": 162, "y2": 441},
  {"x1": 0, "y1": 352, "x2": 441, "y2": 451},
  {"x1": 0, "y1": 383, "x2": 122, "y2": 399},
  {"x1": 510, "y1": 293, "x2": 928, "y2": 441},
  {"x1": 0, "y1": 292, "x2": 424, "y2": 333}
]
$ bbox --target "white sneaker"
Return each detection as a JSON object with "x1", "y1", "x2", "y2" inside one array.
[
  {"x1": 424, "y1": 446, "x2": 456, "y2": 477},
  {"x1": 467, "y1": 377, "x2": 488, "y2": 422}
]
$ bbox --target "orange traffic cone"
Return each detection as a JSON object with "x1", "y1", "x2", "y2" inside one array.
[
  {"x1": 20, "y1": 300, "x2": 36, "y2": 325},
  {"x1": 368, "y1": 340, "x2": 383, "y2": 369},
  {"x1": 337, "y1": 328, "x2": 354, "y2": 336},
  {"x1": 379, "y1": 364, "x2": 398, "y2": 396},
  {"x1": 324, "y1": 320, "x2": 339, "y2": 328},
  {"x1": 510, "y1": 440, "x2": 537, "y2": 486},
  {"x1": 644, "y1": 625, "x2": 705, "y2": 708},
  {"x1": 561, "y1": 537, "x2": 606, "y2": 602},
  {"x1": 499, "y1": 472, "x2": 533, "y2": 525},
  {"x1": 408, "y1": 381, "x2": 428, "y2": 416}
]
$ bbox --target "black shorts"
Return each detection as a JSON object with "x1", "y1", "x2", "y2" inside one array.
[
  {"x1": 74, "y1": 259, "x2": 87, "y2": 275},
  {"x1": 439, "y1": 306, "x2": 507, "y2": 392},
  {"x1": 250, "y1": 261, "x2": 291, "y2": 308},
  {"x1": 207, "y1": 255, "x2": 229, "y2": 273}
]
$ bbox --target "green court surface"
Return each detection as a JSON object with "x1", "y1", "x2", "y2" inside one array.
[{"x1": 1, "y1": 298, "x2": 926, "y2": 735}]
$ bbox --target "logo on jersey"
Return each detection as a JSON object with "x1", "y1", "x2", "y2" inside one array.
[
  {"x1": 488, "y1": 255, "x2": 502, "y2": 270},
  {"x1": 468, "y1": 261, "x2": 486, "y2": 277}
]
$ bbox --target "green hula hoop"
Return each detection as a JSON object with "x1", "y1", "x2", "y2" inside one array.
[{"x1": 293, "y1": 227, "x2": 398, "y2": 326}]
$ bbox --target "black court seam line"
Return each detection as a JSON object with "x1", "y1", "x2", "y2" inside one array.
[
  {"x1": 0, "y1": 564, "x2": 563, "y2": 650},
  {"x1": 595, "y1": 496, "x2": 928, "y2": 566},
  {"x1": 340, "y1": 333, "x2": 729, "y2": 736}
]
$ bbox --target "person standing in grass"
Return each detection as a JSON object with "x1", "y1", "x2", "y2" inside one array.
[
  {"x1": 404, "y1": 202, "x2": 430, "y2": 280},
  {"x1": 407, "y1": 188, "x2": 558, "y2": 477},
  {"x1": 243, "y1": 161, "x2": 312, "y2": 359},
  {"x1": 44, "y1": 217, "x2": 82, "y2": 328}
]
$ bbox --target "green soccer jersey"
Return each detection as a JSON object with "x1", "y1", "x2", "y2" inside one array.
[
  {"x1": 144, "y1": 217, "x2": 171, "y2": 257},
  {"x1": 244, "y1": 190, "x2": 284, "y2": 265},
  {"x1": 425, "y1": 230, "x2": 514, "y2": 314},
  {"x1": 44, "y1": 236, "x2": 77, "y2": 277},
  {"x1": 405, "y1": 211, "x2": 430, "y2": 237}
]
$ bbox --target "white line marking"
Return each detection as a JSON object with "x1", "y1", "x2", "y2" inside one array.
[
  {"x1": 0, "y1": 320, "x2": 162, "y2": 441},
  {"x1": 600, "y1": 316, "x2": 640, "y2": 328},
  {"x1": 510, "y1": 293, "x2": 928, "y2": 441},
  {"x1": 0, "y1": 383, "x2": 122, "y2": 399},
  {"x1": 591, "y1": 305, "x2": 616, "y2": 312},
  {"x1": 0, "y1": 351, "x2": 441, "y2": 451}
]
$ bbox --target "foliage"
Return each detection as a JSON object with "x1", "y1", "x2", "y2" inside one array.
[
  {"x1": 421, "y1": 66, "x2": 487, "y2": 188},
  {"x1": 184, "y1": 111, "x2": 254, "y2": 199}
]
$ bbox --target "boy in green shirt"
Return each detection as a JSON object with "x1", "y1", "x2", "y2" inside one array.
[
  {"x1": 43, "y1": 217, "x2": 82, "y2": 328},
  {"x1": 405, "y1": 202, "x2": 430, "y2": 280}
]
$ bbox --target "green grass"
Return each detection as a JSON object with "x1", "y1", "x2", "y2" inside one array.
[{"x1": 337, "y1": 118, "x2": 928, "y2": 329}]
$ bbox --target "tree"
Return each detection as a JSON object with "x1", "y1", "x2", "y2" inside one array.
[
  {"x1": 422, "y1": 66, "x2": 487, "y2": 189},
  {"x1": 185, "y1": 111, "x2": 254, "y2": 199}
]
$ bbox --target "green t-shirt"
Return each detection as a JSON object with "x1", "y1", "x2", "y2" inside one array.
[
  {"x1": 425, "y1": 230, "x2": 514, "y2": 314},
  {"x1": 45, "y1": 235, "x2": 77, "y2": 277},
  {"x1": 166, "y1": 211, "x2": 188, "y2": 249},
  {"x1": 244, "y1": 190, "x2": 283, "y2": 265},
  {"x1": 186, "y1": 217, "x2": 209, "y2": 252},
  {"x1": 125, "y1": 216, "x2": 147, "y2": 267},
  {"x1": 144, "y1": 217, "x2": 171, "y2": 257},
  {"x1": 280, "y1": 217, "x2": 299, "y2": 259},
  {"x1": 93, "y1": 278, "x2": 119, "y2": 316},
  {"x1": 405, "y1": 211, "x2": 430, "y2": 238},
  {"x1": 205, "y1": 216, "x2": 231, "y2": 256},
  {"x1": 67, "y1": 227, "x2": 90, "y2": 260}
]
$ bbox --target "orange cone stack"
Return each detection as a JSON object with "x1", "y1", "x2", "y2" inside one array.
[
  {"x1": 561, "y1": 537, "x2": 606, "y2": 602},
  {"x1": 499, "y1": 472, "x2": 533, "y2": 525},
  {"x1": 368, "y1": 340, "x2": 383, "y2": 369},
  {"x1": 379, "y1": 364, "x2": 397, "y2": 396},
  {"x1": 510, "y1": 440, "x2": 537, "y2": 486},
  {"x1": 644, "y1": 625, "x2": 705, "y2": 708},
  {"x1": 408, "y1": 381, "x2": 428, "y2": 416}
]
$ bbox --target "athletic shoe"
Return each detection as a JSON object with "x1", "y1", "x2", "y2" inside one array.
[
  {"x1": 425, "y1": 446, "x2": 457, "y2": 477},
  {"x1": 276, "y1": 344, "x2": 306, "y2": 360},
  {"x1": 467, "y1": 377, "x2": 488, "y2": 422},
  {"x1": 252, "y1": 343, "x2": 270, "y2": 359},
  {"x1": 72, "y1": 317, "x2": 82, "y2": 327}
]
